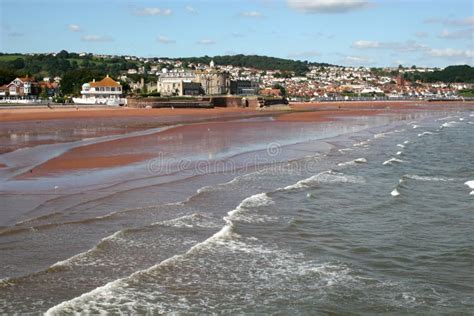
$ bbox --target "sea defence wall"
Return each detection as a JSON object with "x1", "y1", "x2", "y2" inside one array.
[
  {"x1": 127, "y1": 96, "x2": 288, "y2": 109},
  {"x1": 127, "y1": 97, "x2": 213, "y2": 109}
]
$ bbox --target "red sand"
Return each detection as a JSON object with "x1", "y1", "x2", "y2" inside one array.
[
  {"x1": 5, "y1": 101, "x2": 474, "y2": 178},
  {"x1": 0, "y1": 107, "x2": 260, "y2": 123}
]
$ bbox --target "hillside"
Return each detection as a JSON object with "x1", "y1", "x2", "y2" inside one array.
[
  {"x1": 177, "y1": 54, "x2": 330, "y2": 75},
  {"x1": 404, "y1": 65, "x2": 474, "y2": 83}
]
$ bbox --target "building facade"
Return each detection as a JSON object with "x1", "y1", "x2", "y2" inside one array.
[
  {"x1": 73, "y1": 75, "x2": 125, "y2": 105},
  {"x1": 156, "y1": 71, "x2": 196, "y2": 96}
]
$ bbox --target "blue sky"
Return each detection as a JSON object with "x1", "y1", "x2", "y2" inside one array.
[{"x1": 1, "y1": 0, "x2": 473, "y2": 67}]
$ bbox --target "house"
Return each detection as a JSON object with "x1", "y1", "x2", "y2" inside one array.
[
  {"x1": 0, "y1": 84, "x2": 8, "y2": 98},
  {"x1": 230, "y1": 80, "x2": 258, "y2": 95},
  {"x1": 38, "y1": 81, "x2": 60, "y2": 97},
  {"x1": 157, "y1": 71, "x2": 197, "y2": 96},
  {"x1": 6, "y1": 76, "x2": 39, "y2": 99},
  {"x1": 72, "y1": 75, "x2": 125, "y2": 105}
]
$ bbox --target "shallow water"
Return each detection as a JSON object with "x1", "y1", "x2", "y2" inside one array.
[{"x1": 0, "y1": 109, "x2": 473, "y2": 314}]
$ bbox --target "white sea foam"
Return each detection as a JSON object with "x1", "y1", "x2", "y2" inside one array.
[
  {"x1": 465, "y1": 181, "x2": 474, "y2": 195},
  {"x1": 417, "y1": 131, "x2": 436, "y2": 137},
  {"x1": 49, "y1": 230, "x2": 124, "y2": 269},
  {"x1": 396, "y1": 151, "x2": 403, "y2": 156},
  {"x1": 441, "y1": 121, "x2": 457, "y2": 128},
  {"x1": 412, "y1": 125, "x2": 419, "y2": 129},
  {"x1": 397, "y1": 144, "x2": 405, "y2": 148},
  {"x1": 391, "y1": 188, "x2": 400, "y2": 197},
  {"x1": 404, "y1": 175, "x2": 453, "y2": 182},
  {"x1": 383, "y1": 158, "x2": 404, "y2": 165},
  {"x1": 464, "y1": 180, "x2": 474, "y2": 189},
  {"x1": 403, "y1": 140, "x2": 409, "y2": 144},
  {"x1": 337, "y1": 158, "x2": 367, "y2": 167},
  {"x1": 283, "y1": 171, "x2": 365, "y2": 190},
  {"x1": 338, "y1": 148, "x2": 353, "y2": 153},
  {"x1": 158, "y1": 214, "x2": 219, "y2": 229},
  {"x1": 45, "y1": 192, "x2": 275, "y2": 314},
  {"x1": 353, "y1": 140, "x2": 371, "y2": 147}
]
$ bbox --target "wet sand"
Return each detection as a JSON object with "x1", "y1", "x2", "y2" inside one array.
[{"x1": 2, "y1": 101, "x2": 473, "y2": 179}]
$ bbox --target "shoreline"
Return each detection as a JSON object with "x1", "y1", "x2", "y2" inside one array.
[{"x1": 1, "y1": 101, "x2": 473, "y2": 178}]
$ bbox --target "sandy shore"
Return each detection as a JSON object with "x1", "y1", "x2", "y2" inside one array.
[
  {"x1": 2, "y1": 101, "x2": 473, "y2": 178},
  {"x1": 0, "y1": 100, "x2": 460, "y2": 123}
]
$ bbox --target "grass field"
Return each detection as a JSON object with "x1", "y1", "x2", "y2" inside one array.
[{"x1": 0, "y1": 54, "x2": 24, "y2": 62}]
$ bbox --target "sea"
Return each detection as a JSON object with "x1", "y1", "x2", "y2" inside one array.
[{"x1": 0, "y1": 108, "x2": 473, "y2": 314}]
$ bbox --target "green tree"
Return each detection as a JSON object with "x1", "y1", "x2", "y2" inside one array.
[
  {"x1": 0, "y1": 68, "x2": 17, "y2": 85},
  {"x1": 61, "y1": 69, "x2": 106, "y2": 95},
  {"x1": 272, "y1": 83, "x2": 287, "y2": 96},
  {"x1": 39, "y1": 86, "x2": 49, "y2": 100}
]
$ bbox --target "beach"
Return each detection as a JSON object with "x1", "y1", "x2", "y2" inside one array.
[{"x1": 0, "y1": 101, "x2": 473, "y2": 313}]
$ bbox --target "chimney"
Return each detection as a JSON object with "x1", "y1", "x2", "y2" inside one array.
[{"x1": 93, "y1": 79, "x2": 96, "y2": 83}]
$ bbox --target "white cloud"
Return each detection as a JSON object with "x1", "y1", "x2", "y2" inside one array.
[
  {"x1": 185, "y1": 5, "x2": 197, "y2": 14},
  {"x1": 352, "y1": 40, "x2": 429, "y2": 52},
  {"x1": 81, "y1": 35, "x2": 114, "y2": 42},
  {"x1": 352, "y1": 40, "x2": 380, "y2": 49},
  {"x1": 438, "y1": 28, "x2": 473, "y2": 40},
  {"x1": 287, "y1": 0, "x2": 371, "y2": 14},
  {"x1": 288, "y1": 50, "x2": 321, "y2": 58},
  {"x1": 134, "y1": 8, "x2": 172, "y2": 16},
  {"x1": 197, "y1": 39, "x2": 215, "y2": 45},
  {"x1": 157, "y1": 35, "x2": 175, "y2": 44},
  {"x1": 427, "y1": 48, "x2": 474, "y2": 59},
  {"x1": 341, "y1": 55, "x2": 375, "y2": 65},
  {"x1": 240, "y1": 11, "x2": 263, "y2": 18},
  {"x1": 68, "y1": 24, "x2": 82, "y2": 32},
  {"x1": 424, "y1": 16, "x2": 474, "y2": 26}
]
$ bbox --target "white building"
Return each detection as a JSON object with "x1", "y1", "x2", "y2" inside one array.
[
  {"x1": 157, "y1": 71, "x2": 197, "y2": 96},
  {"x1": 73, "y1": 75, "x2": 126, "y2": 106}
]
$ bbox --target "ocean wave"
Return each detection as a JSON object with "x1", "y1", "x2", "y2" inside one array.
[
  {"x1": 441, "y1": 121, "x2": 457, "y2": 128},
  {"x1": 48, "y1": 230, "x2": 124, "y2": 269},
  {"x1": 283, "y1": 171, "x2": 365, "y2": 190},
  {"x1": 383, "y1": 158, "x2": 404, "y2": 166},
  {"x1": 338, "y1": 148, "x2": 353, "y2": 153},
  {"x1": 46, "y1": 233, "x2": 358, "y2": 314},
  {"x1": 417, "y1": 131, "x2": 436, "y2": 137},
  {"x1": 404, "y1": 175, "x2": 453, "y2": 182},
  {"x1": 157, "y1": 214, "x2": 219, "y2": 229},
  {"x1": 396, "y1": 144, "x2": 405, "y2": 148},
  {"x1": 396, "y1": 151, "x2": 403, "y2": 156},
  {"x1": 337, "y1": 158, "x2": 367, "y2": 167},
  {"x1": 45, "y1": 192, "x2": 273, "y2": 314},
  {"x1": 391, "y1": 188, "x2": 400, "y2": 197},
  {"x1": 436, "y1": 116, "x2": 457, "y2": 121},
  {"x1": 232, "y1": 193, "x2": 279, "y2": 223},
  {"x1": 465, "y1": 180, "x2": 474, "y2": 195},
  {"x1": 372, "y1": 129, "x2": 405, "y2": 139},
  {"x1": 353, "y1": 139, "x2": 371, "y2": 147}
]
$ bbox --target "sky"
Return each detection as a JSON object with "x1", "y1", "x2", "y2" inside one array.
[{"x1": 1, "y1": 0, "x2": 473, "y2": 67}]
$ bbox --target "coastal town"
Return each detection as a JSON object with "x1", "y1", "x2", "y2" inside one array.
[{"x1": 0, "y1": 51, "x2": 473, "y2": 106}]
